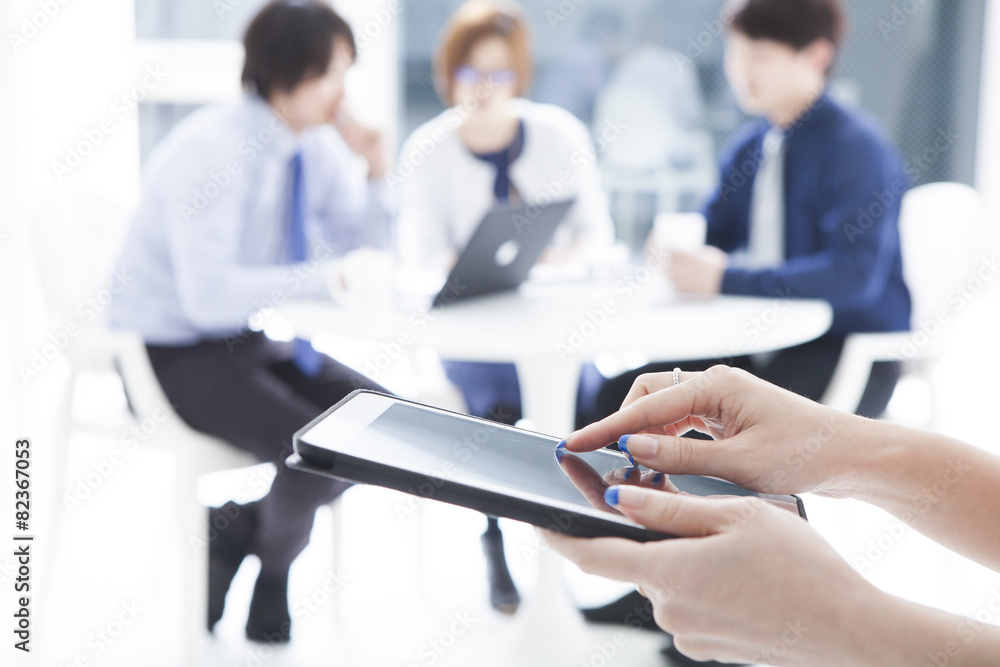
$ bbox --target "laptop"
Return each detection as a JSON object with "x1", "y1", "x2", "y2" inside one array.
[{"x1": 432, "y1": 197, "x2": 576, "y2": 308}]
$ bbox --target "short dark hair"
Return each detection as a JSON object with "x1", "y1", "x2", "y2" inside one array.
[
  {"x1": 242, "y1": 0, "x2": 356, "y2": 101},
  {"x1": 726, "y1": 0, "x2": 846, "y2": 51}
]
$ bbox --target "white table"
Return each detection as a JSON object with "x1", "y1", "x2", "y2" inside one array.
[
  {"x1": 280, "y1": 279, "x2": 833, "y2": 437},
  {"x1": 279, "y1": 278, "x2": 832, "y2": 666}
]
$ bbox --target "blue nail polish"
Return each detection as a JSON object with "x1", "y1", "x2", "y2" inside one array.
[
  {"x1": 605, "y1": 487, "x2": 620, "y2": 506},
  {"x1": 624, "y1": 467, "x2": 633, "y2": 480},
  {"x1": 556, "y1": 440, "x2": 566, "y2": 451},
  {"x1": 555, "y1": 448, "x2": 565, "y2": 461},
  {"x1": 618, "y1": 435, "x2": 637, "y2": 466},
  {"x1": 652, "y1": 473, "x2": 664, "y2": 485}
]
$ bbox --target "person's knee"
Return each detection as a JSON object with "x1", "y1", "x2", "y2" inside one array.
[{"x1": 270, "y1": 468, "x2": 352, "y2": 509}]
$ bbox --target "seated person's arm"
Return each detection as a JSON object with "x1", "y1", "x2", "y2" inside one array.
[
  {"x1": 671, "y1": 134, "x2": 905, "y2": 303},
  {"x1": 394, "y1": 130, "x2": 455, "y2": 272},
  {"x1": 719, "y1": 138, "x2": 904, "y2": 308},
  {"x1": 701, "y1": 135, "x2": 751, "y2": 255},
  {"x1": 316, "y1": 117, "x2": 396, "y2": 252},
  {"x1": 162, "y1": 151, "x2": 329, "y2": 333}
]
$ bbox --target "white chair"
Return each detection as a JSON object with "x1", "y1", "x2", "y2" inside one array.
[
  {"x1": 592, "y1": 45, "x2": 717, "y2": 223},
  {"x1": 33, "y1": 194, "x2": 342, "y2": 664},
  {"x1": 820, "y1": 183, "x2": 991, "y2": 423},
  {"x1": 31, "y1": 192, "x2": 136, "y2": 595},
  {"x1": 111, "y1": 329, "x2": 262, "y2": 664}
]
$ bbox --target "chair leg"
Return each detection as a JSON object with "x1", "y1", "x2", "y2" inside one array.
[
  {"x1": 330, "y1": 499, "x2": 343, "y2": 621},
  {"x1": 41, "y1": 368, "x2": 77, "y2": 613},
  {"x1": 177, "y1": 469, "x2": 209, "y2": 666},
  {"x1": 415, "y1": 501, "x2": 427, "y2": 602}
]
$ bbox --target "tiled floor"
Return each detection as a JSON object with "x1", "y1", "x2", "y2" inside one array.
[{"x1": 16, "y1": 282, "x2": 1000, "y2": 666}]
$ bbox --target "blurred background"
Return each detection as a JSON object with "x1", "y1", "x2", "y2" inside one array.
[{"x1": 2, "y1": 1, "x2": 999, "y2": 665}]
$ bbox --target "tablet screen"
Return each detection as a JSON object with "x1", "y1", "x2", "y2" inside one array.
[{"x1": 302, "y1": 399, "x2": 759, "y2": 528}]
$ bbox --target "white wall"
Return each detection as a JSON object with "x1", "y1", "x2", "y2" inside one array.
[
  {"x1": 2, "y1": 2, "x2": 141, "y2": 608},
  {"x1": 333, "y1": 0, "x2": 401, "y2": 153},
  {"x1": 15, "y1": 0, "x2": 142, "y2": 212},
  {"x1": 0, "y1": 1, "x2": 22, "y2": 511}
]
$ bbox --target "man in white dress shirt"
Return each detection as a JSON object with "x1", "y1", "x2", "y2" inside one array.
[{"x1": 108, "y1": 0, "x2": 392, "y2": 643}]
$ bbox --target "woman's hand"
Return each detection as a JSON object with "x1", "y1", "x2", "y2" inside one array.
[
  {"x1": 555, "y1": 448, "x2": 677, "y2": 515},
  {"x1": 565, "y1": 365, "x2": 872, "y2": 499},
  {"x1": 541, "y1": 486, "x2": 906, "y2": 666},
  {"x1": 553, "y1": 367, "x2": 1000, "y2": 664}
]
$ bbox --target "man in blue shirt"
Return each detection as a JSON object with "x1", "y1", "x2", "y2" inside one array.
[
  {"x1": 108, "y1": 1, "x2": 392, "y2": 643},
  {"x1": 591, "y1": 0, "x2": 911, "y2": 427}
]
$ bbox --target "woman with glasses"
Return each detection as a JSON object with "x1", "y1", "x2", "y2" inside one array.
[{"x1": 395, "y1": 0, "x2": 614, "y2": 614}]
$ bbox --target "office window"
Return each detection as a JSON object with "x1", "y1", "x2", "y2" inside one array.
[
  {"x1": 138, "y1": 104, "x2": 201, "y2": 164},
  {"x1": 135, "y1": 0, "x2": 271, "y2": 40},
  {"x1": 132, "y1": 0, "x2": 396, "y2": 166},
  {"x1": 132, "y1": 0, "x2": 988, "y2": 209},
  {"x1": 400, "y1": 0, "x2": 986, "y2": 227},
  {"x1": 135, "y1": 0, "x2": 267, "y2": 164}
]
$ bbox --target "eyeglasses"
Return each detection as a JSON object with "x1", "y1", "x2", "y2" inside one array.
[{"x1": 454, "y1": 66, "x2": 518, "y2": 86}]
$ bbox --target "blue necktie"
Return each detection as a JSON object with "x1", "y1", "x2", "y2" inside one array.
[{"x1": 288, "y1": 150, "x2": 324, "y2": 377}]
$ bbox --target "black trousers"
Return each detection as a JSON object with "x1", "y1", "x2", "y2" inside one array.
[
  {"x1": 591, "y1": 335, "x2": 901, "y2": 424},
  {"x1": 146, "y1": 331, "x2": 385, "y2": 576}
]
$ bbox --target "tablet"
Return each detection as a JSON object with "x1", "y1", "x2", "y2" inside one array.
[{"x1": 289, "y1": 390, "x2": 807, "y2": 542}]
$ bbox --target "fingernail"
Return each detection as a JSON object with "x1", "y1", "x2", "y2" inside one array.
[
  {"x1": 556, "y1": 440, "x2": 566, "y2": 451},
  {"x1": 605, "y1": 485, "x2": 643, "y2": 509},
  {"x1": 621, "y1": 434, "x2": 657, "y2": 459},
  {"x1": 555, "y1": 448, "x2": 565, "y2": 461},
  {"x1": 624, "y1": 466, "x2": 634, "y2": 480},
  {"x1": 652, "y1": 473, "x2": 665, "y2": 485},
  {"x1": 617, "y1": 436, "x2": 638, "y2": 466}
]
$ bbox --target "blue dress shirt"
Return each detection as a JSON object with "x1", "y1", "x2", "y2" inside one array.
[{"x1": 705, "y1": 92, "x2": 912, "y2": 336}]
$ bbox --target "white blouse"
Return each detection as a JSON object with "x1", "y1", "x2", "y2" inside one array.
[{"x1": 393, "y1": 98, "x2": 615, "y2": 271}]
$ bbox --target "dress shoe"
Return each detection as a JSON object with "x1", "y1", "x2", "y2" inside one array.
[
  {"x1": 482, "y1": 528, "x2": 520, "y2": 614},
  {"x1": 581, "y1": 589, "x2": 660, "y2": 631},
  {"x1": 662, "y1": 641, "x2": 747, "y2": 666},
  {"x1": 245, "y1": 570, "x2": 292, "y2": 643}
]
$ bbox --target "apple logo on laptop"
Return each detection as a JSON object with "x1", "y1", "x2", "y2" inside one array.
[{"x1": 494, "y1": 240, "x2": 520, "y2": 267}]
